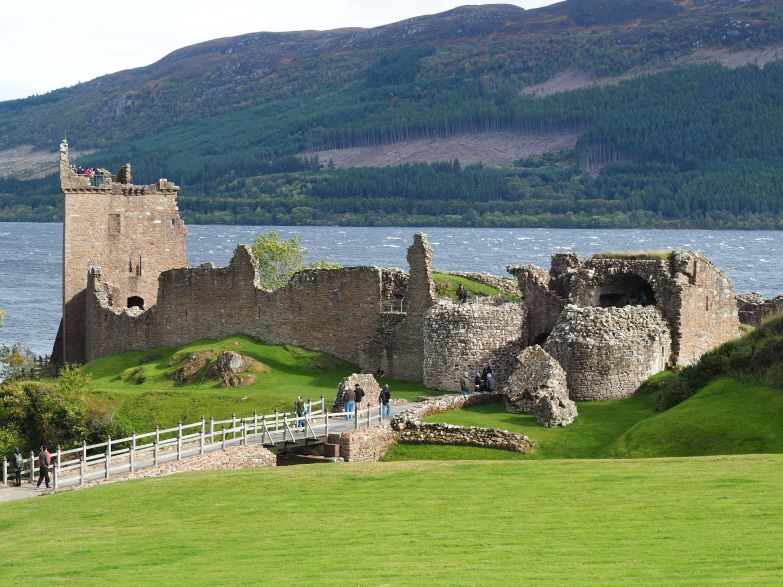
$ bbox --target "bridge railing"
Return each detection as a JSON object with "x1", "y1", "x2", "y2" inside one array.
[{"x1": 1, "y1": 397, "x2": 390, "y2": 489}]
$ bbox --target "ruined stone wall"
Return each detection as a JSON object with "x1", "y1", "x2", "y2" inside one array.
[
  {"x1": 507, "y1": 264, "x2": 565, "y2": 345},
  {"x1": 737, "y1": 293, "x2": 783, "y2": 327},
  {"x1": 339, "y1": 425, "x2": 398, "y2": 462},
  {"x1": 544, "y1": 305, "x2": 672, "y2": 401},
  {"x1": 422, "y1": 299, "x2": 525, "y2": 392},
  {"x1": 85, "y1": 246, "x2": 388, "y2": 370},
  {"x1": 60, "y1": 140, "x2": 186, "y2": 364},
  {"x1": 397, "y1": 421, "x2": 530, "y2": 452}
]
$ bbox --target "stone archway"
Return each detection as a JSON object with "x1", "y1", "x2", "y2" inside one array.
[{"x1": 597, "y1": 274, "x2": 656, "y2": 308}]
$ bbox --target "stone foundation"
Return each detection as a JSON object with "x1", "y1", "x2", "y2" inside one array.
[
  {"x1": 339, "y1": 425, "x2": 398, "y2": 462},
  {"x1": 737, "y1": 292, "x2": 783, "y2": 327}
]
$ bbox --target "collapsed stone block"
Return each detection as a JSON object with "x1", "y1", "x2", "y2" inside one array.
[
  {"x1": 503, "y1": 345, "x2": 569, "y2": 414},
  {"x1": 532, "y1": 393, "x2": 578, "y2": 428}
]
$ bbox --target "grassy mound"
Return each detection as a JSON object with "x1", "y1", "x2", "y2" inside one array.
[
  {"x1": 1, "y1": 456, "x2": 781, "y2": 584},
  {"x1": 609, "y1": 378, "x2": 783, "y2": 458},
  {"x1": 383, "y1": 394, "x2": 656, "y2": 461},
  {"x1": 432, "y1": 272, "x2": 519, "y2": 301},
  {"x1": 83, "y1": 335, "x2": 431, "y2": 432}
]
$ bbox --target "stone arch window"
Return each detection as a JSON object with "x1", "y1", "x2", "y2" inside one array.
[
  {"x1": 597, "y1": 274, "x2": 656, "y2": 308},
  {"x1": 127, "y1": 296, "x2": 145, "y2": 310}
]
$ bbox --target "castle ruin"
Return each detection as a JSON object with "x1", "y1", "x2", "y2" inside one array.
[{"x1": 57, "y1": 150, "x2": 742, "y2": 402}]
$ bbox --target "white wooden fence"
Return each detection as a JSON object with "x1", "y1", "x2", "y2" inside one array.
[{"x1": 2, "y1": 396, "x2": 390, "y2": 490}]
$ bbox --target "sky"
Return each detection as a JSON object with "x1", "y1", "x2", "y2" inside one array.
[{"x1": 0, "y1": 0, "x2": 559, "y2": 102}]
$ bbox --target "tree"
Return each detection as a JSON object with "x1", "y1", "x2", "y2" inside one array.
[{"x1": 249, "y1": 231, "x2": 341, "y2": 290}]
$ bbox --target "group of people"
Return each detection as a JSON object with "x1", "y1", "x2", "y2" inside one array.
[
  {"x1": 8, "y1": 445, "x2": 52, "y2": 490},
  {"x1": 459, "y1": 362, "x2": 495, "y2": 395},
  {"x1": 340, "y1": 382, "x2": 392, "y2": 419}
]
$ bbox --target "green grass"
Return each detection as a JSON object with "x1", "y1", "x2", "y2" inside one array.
[
  {"x1": 609, "y1": 378, "x2": 783, "y2": 458},
  {"x1": 384, "y1": 393, "x2": 657, "y2": 461},
  {"x1": 82, "y1": 335, "x2": 432, "y2": 431},
  {"x1": 432, "y1": 272, "x2": 519, "y2": 301},
  {"x1": 1, "y1": 456, "x2": 782, "y2": 585}
]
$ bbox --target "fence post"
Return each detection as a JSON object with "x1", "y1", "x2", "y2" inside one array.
[
  {"x1": 231, "y1": 413, "x2": 236, "y2": 440},
  {"x1": 52, "y1": 465, "x2": 58, "y2": 491},
  {"x1": 200, "y1": 417, "x2": 206, "y2": 455},
  {"x1": 274, "y1": 408, "x2": 279, "y2": 432},
  {"x1": 367, "y1": 403, "x2": 371, "y2": 427},
  {"x1": 177, "y1": 420, "x2": 183, "y2": 461},
  {"x1": 130, "y1": 431, "x2": 136, "y2": 472},
  {"x1": 253, "y1": 410, "x2": 258, "y2": 435},
  {"x1": 240, "y1": 418, "x2": 246, "y2": 446},
  {"x1": 325, "y1": 410, "x2": 329, "y2": 437},
  {"x1": 209, "y1": 416, "x2": 214, "y2": 444},
  {"x1": 56, "y1": 444, "x2": 61, "y2": 468},
  {"x1": 354, "y1": 404, "x2": 359, "y2": 429},
  {"x1": 105, "y1": 436, "x2": 112, "y2": 480},
  {"x1": 29, "y1": 450, "x2": 35, "y2": 483},
  {"x1": 80, "y1": 448, "x2": 86, "y2": 486},
  {"x1": 320, "y1": 395, "x2": 325, "y2": 414},
  {"x1": 1, "y1": 457, "x2": 6, "y2": 485},
  {"x1": 154, "y1": 426, "x2": 160, "y2": 465},
  {"x1": 221, "y1": 425, "x2": 226, "y2": 451}
]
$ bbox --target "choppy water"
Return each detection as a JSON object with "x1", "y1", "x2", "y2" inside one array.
[{"x1": 1, "y1": 222, "x2": 780, "y2": 356}]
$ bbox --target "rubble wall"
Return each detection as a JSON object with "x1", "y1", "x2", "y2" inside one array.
[
  {"x1": 544, "y1": 305, "x2": 672, "y2": 400},
  {"x1": 737, "y1": 293, "x2": 783, "y2": 327},
  {"x1": 422, "y1": 299, "x2": 526, "y2": 391}
]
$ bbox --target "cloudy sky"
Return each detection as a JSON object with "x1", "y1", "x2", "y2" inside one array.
[{"x1": 0, "y1": 0, "x2": 559, "y2": 101}]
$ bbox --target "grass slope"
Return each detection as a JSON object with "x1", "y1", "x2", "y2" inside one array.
[
  {"x1": 609, "y1": 378, "x2": 783, "y2": 458},
  {"x1": 384, "y1": 393, "x2": 656, "y2": 461},
  {"x1": 1, "y1": 456, "x2": 782, "y2": 585},
  {"x1": 432, "y1": 272, "x2": 513, "y2": 301},
  {"x1": 83, "y1": 335, "x2": 431, "y2": 431}
]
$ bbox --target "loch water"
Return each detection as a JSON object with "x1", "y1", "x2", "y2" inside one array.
[{"x1": 1, "y1": 222, "x2": 780, "y2": 356}]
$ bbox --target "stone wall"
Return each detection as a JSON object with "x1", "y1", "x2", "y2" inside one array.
[
  {"x1": 507, "y1": 264, "x2": 566, "y2": 345},
  {"x1": 544, "y1": 305, "x2": 672, "y2": 401},
  {"x1": 397, "y1": 421, "x2": 530, "y2": 452},
  {"x1": 422, "y1": 299, "x2": 525, "y2": 391},
  {"x1": 338, "y1": 425, "x2": 398, "y2": 462},
  {"x1": 74, "y1": 443, "x2": 276, "y2": 491},
  {"x1": 737, "y1": 292, "x2": 783, "y2": 327},
  {"x1": 393, "y1": 392, "x2": 503, "y2": 423},
  {"x1": 59, "y1": 140, "x2": 187, "y2": 363}
]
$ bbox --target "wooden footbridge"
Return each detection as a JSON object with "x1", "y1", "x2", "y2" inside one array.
[{"x1": 1, "y1": 397, "x2": 395, "y2": 492}]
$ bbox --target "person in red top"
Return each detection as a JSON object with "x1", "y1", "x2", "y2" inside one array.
[{"x1": 36, "y1": 445, "x2": 51, "y2": 490}]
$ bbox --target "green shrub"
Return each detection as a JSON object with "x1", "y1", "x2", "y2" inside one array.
[
  {"x1": 0, "y1": 424, "x2": 25, "y2": 458},
  {"x1": 653, "y1": 374, "x2": 694, "y2": 412},
  {"x1": 750, "y1": 336, "x2": 783, "y2": 371}
]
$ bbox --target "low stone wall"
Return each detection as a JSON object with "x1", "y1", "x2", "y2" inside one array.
[
  {"x1": 398, "y1": 421, "x2": 531, "y2": 452},
  {"x1": 339, "y1": 426, "x2": 398, "y2": 462},
  {"x1": 71, "y1": 443, "x2": 277, "y2": 491},
  {"x1": 394, "y1": 392, "x2": 503, "y2": 424},
  {"x1": 737, "y1": 292, "x2": 783, "y2": 327}
]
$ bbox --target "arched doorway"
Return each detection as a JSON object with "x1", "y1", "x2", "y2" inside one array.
[
  {"x1": 597, "y1": 274, "x2": 656, "y2": 308},
  {"x1": 127, "y1": 296, "x2": 145, "y2": 310}
]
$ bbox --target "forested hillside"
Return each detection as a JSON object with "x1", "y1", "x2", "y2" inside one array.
[{"x1": 1, "y1": 0, "x2": 783, "y2": 227}]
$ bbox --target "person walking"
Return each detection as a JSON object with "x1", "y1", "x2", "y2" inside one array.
[
  {"x1": 295, "y1": 395, "x2": 306, "y2": 428},
  {"x1": 354, "y1": 383, "x2": 365, "y2": 418},
  {"x1": 36, "y1": 445, "x2": 51, "y2": 490},
  {"x1": 460, "y1": 372, "x2": 470, "y2": 395},
  {"x1": 13, "y1": 447, "x2": 23, "y2": 487},
  {"x1": 343, "y1": 384, "x2": 356, "y2": 420},
  {"x1": 379, "y1": 384, "x2": 391, "y2": 418},
  {"x1": 474, "y1": 371, "x2": 482, "y2": 393}
]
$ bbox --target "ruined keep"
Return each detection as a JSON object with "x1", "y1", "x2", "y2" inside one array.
[{"x1": 57, "y1": 140, "x2": 187, "y2": 363}]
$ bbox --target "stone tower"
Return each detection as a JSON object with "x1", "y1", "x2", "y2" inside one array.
[{"x1": 57, "y1": 140, "x2": 187, "y2": 363}]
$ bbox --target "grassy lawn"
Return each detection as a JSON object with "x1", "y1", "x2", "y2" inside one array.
[
  {"x1": 1, "y1": 456, "x2": 782, "y2": 585},
  {"x1": 384, "y1": 393, "x2": 656, "y2": 461},
  {"x1": 432, "y1": 272, "x2": 519, "y2": 301},
  {"x1": 83, "y1": 335, "x2": 433, "y2": 432},
  {"x1": 609, "y1": 377, "x2": 783, "y2": 458}
]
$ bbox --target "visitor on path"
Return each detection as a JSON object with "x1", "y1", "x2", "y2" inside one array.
[
  {"x1": 295, "y1": 396, "x2": 306, "y2": 428},
  {"x1": 456, "y1": 283, "x2": 468, "y2": 304},
  {"x1": 36, "y1": 445, "x2": 51, "y2": 490},
  {"x1": 343, "y1": 385, "x2": 356, "y2": 420},
  {"x1": 481, "y1": 362, "x2": 493, "y2": 389},
  {"x1": 460, "y1": 372, "x2": 470, "y2": 395},
  {"x1": 13, "y1": 447, "x2": 23, "y2": 487},
  {"x1": 485, "y1": 373, "x2": 497, "y2": 392},
  {"x1": 474, "y1": 372, "x2": 482, "y2": 393},
  {"x1": 379, "y1": 384, "x2": 391, "y2": 418},
  {"x1": 354, "y1": 384, "x2": 365, "y2": 416}
]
